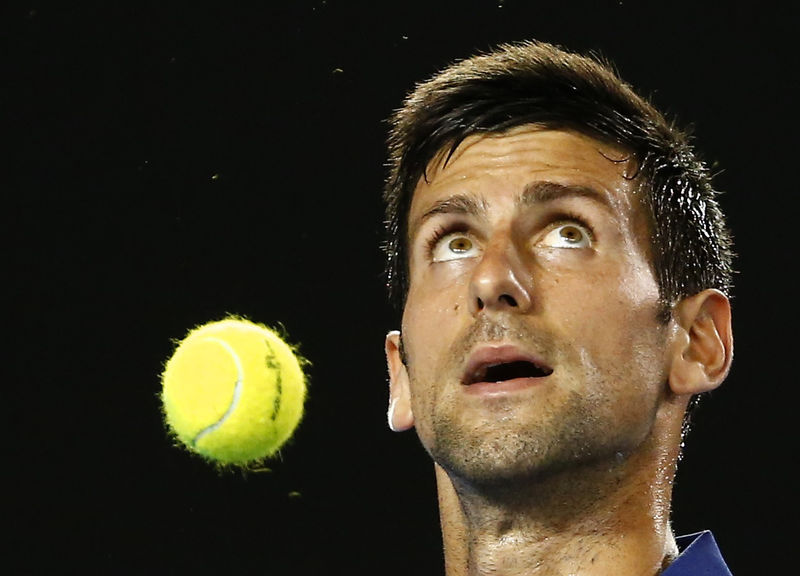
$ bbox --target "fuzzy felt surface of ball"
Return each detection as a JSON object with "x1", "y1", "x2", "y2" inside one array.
[{"x1": 161, "y1": 318, "x2": 307, "y2": 466}]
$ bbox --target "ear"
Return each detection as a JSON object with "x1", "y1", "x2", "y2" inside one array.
[
  {"x1": 668, "y1": 289, "x2": 733, "y2": 396},
  {"x1": 385, "y1": 330, "x2": 415, "y2": 432}
]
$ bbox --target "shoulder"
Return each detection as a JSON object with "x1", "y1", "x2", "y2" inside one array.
[{"x1": 663, "y1": 531, "x2": 733, "y2": 576}]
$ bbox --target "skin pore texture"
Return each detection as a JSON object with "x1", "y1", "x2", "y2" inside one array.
[{"x1": 385, "y1": 126, "x2": 732, "y2": 576}]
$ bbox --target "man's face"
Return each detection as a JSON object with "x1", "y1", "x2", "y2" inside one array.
[{"x1": 394, "y1": 126, "x2": 673, "y2": 485}]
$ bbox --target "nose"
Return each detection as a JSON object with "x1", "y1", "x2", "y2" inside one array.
[{"x1": 468, "y1": 239, "x2": 532, "y2": 316}]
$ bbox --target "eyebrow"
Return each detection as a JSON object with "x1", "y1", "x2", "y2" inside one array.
[
  {"x1": 518, "y1": 181, "x2": 611, "y2": 209},
  {"x1": 419, "y1": 194, "x2": 488, "y2": 223},
  {"x1": 410, "y1": 181, "x2": 611, "y2": 240},
  {"x1": 408, "y1": 194, "x2": 487, "y2": 242}
]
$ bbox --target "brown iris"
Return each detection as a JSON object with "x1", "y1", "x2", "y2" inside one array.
[
  {"x1": 559, "y1": 225, "x2": 584, "y2": 243},
  {"x1": 449, "y1": 237, "x2": 473, "y2": 252}
]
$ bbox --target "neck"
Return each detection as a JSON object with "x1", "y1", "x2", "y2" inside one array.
[{"x1": 435, "y1": 423, "x2": 682, "y2": 576}]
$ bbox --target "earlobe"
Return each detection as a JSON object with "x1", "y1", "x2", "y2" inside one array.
[
  {"x1": 668, "y1": 289, "x2": 734, "y2": 396},
  {"x1": 385, "y1": 330, "x2": 415, "y2": 432}
]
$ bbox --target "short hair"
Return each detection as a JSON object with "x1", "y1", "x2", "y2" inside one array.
[{"x1": 383, "y1": 40, "x2": 734, "y2": 318}]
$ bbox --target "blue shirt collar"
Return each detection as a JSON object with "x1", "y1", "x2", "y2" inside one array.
[{"x1": 663, "y1": 531, "x2": 732, "y2": 575}]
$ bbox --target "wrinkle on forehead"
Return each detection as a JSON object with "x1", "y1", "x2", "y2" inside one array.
[
  {"x1": 412, "y1": 128, "x2": 643, "y2": 230},
  {"x1": 423, "y1": 126, "x2": 639, "y2": 185}
]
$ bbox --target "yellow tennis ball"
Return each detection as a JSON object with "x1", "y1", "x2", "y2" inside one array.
[{"x1": 161, "y1": 317, "x2": 307, "y2": 466}]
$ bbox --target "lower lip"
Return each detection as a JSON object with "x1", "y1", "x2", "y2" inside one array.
[{"x1": 463, "y1": 376, "x2": 548, "y2": 396}]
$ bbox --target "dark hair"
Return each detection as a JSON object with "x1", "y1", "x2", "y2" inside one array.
[{"x1": 383, "y1": 40, "x2": 734, "y2": 318}]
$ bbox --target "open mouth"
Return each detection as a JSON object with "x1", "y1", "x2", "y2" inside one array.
[{"x1": 466, "y1": 360, "x2": 553, "y2": 385}]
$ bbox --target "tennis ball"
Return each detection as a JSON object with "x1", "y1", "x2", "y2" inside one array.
[{"x1": 161, "y1": 317, "x2": 307, "y2": 466}]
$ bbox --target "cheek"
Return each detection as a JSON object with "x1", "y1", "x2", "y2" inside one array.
[
  {"x1": 405, "y1": 263, "x2": 473, "y2": 334},
  {"x1": 543, "y1": 260, "x2": 663, "y2": 355},
  {"x1": 402, "y1": 272, "x2": 472, "y2": 429},
  {"x1": 582, "y1": 283, "x2": 667, "y2": 403},
  {"x1": 401, "y1": 278, "x2": 464, "y2": 383}
]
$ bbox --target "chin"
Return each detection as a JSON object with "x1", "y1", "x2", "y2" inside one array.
[
  {"x1": 430, "y1": 422, "x2": 646, "y2": 492},
  {"x1": 433, "y1": 433, "x2": 562, "y2": 486}
]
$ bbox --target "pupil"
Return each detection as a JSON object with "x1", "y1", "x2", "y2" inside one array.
[
  {"x1": 560, "y1": 226, "x2": 581, "y2": 242},
  {"x1": 450, "y1": 237, "x2": 471, "y2": 252}
]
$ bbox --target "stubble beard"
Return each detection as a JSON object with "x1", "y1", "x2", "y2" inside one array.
[
  {"x1": 428, "y1": 388, "x2": 621, "y2": 492},
  {"x1": 410, "y1": 315, "x2": 659, "y2": 493}
]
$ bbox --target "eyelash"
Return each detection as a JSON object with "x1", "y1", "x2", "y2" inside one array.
[
  {"x1": 423, "y1": 211, "x2": 595, "y2": 257},
  {"x1": 424, "y1": 223, "x2": 471, "y2": 258},
  {"x1": 550, "y1": 211, "x2": 595, "y2": 241}
]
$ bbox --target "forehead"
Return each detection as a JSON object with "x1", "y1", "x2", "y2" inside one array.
[{"x1": 408, "y1": 126, "x2": 640, "y2": 227}]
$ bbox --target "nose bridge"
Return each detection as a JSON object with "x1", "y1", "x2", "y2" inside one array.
[{"x1": 468, "y1": 233, "x2": 532, "y2": 315}]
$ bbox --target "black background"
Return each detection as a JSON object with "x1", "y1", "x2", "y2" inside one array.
[{"x1": 7, "y1": 1, "x2": 794, "y2": 574}]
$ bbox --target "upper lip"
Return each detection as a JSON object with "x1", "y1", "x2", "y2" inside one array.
[{"x1": 462, "y1": 344, "x2": 553, "y2": 385}]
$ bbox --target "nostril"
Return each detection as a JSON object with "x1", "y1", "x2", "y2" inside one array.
[
  {"x1": 499, "y1": 294, "x2": 518, "y2": 307},
  {"x1": 474, "y1": 294, "x2": 518, "y2": 312}
]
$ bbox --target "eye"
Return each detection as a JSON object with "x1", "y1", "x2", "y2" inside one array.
[
  {"x1": 431, "y1": 232, "x2": 481, "y2": 262},
  {"x1": 539, "y1": 223, "x2": 592, "y2": 249}
]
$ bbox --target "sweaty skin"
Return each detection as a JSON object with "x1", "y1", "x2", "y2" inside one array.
[{"x1": 385, "y1": 126, "x2": 732, "y2": 575}]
